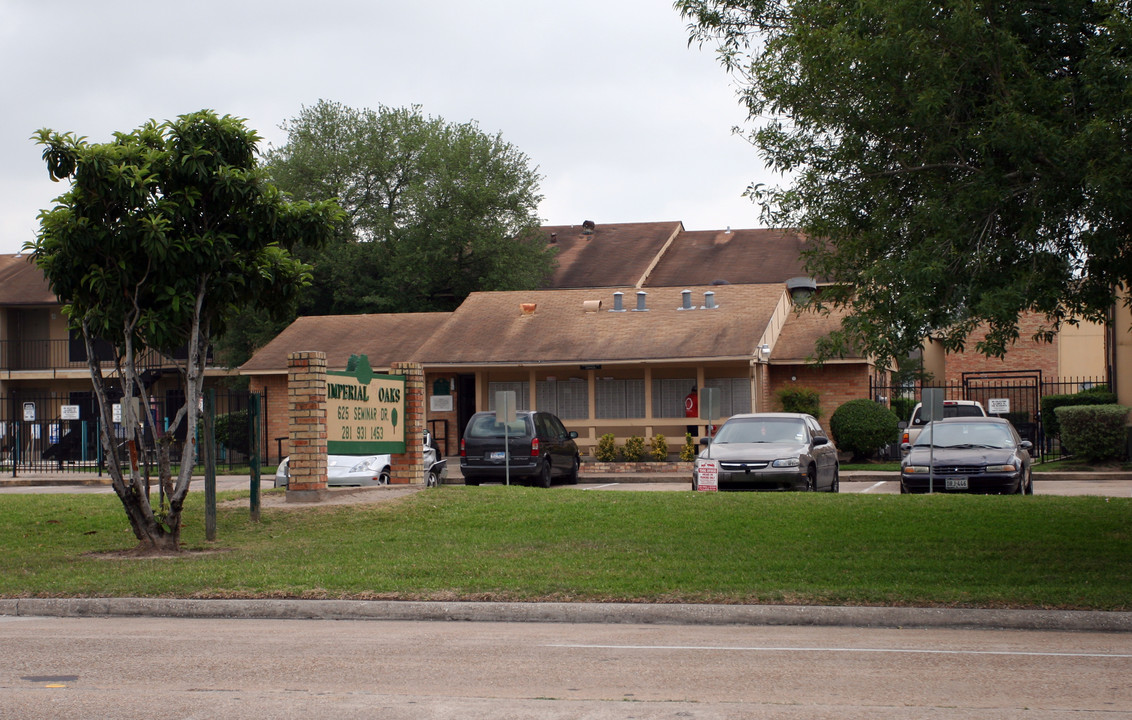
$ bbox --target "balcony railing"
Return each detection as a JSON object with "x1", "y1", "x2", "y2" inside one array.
[{"x1": 0, "y1": 339, "x2": 210, "y2": 373}]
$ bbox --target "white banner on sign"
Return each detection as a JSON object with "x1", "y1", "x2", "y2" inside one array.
[
  {"x1": 988, "y1": 398, "x2": 1010, "y2": 414},
  {"x1": 697, "y1": 459, "x2": 719, "y2": 492},
  {"x1": 61, "y1": 405, "x2": 81, "y2": 420}
]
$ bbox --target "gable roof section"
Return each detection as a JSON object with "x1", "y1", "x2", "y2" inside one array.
[
  {"x1": 0, "y1": 254, "x2": 56, "y2": 306},
  {"x1": 414, "y1": 284, "x2": 786, "y2": 366},
  {"x1": 771, "y1": 304, "x2": 863, "y2": 362},
  {"x1": 539, "y1": 221, "x2": 683, "y2": 289},
  {"x1": 239, "y1": 312, "x2": 452, "y2": 374},
  {"x1": 643, "y1": 228, "x2": 816, "y2": 287}
]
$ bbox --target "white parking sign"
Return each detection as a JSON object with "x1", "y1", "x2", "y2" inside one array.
[{"x1": 697, "y1": 459, "x2": 719, "y2": 492}]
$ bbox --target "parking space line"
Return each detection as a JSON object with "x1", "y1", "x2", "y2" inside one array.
[
  {"x1": 583, "y1": 483, "x2": 622, "y2": 490},
  {"x1": 861, "y1": 481, "x2": 887, "y2": 493}
]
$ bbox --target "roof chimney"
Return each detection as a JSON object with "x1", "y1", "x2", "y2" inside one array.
[
  {"x1": 633, "y1": 291, "x2": 648, "y2": 312},
  {"x1": 550, "y1": 232, "x2": 558, "y2": 244},
  {"x1": 583, "y1": 299, "x2": 602, "y2": 313},
  {"x1": 520, "y1": 302, "x2": 537, "y2": 315},
  {"x1": 611, "y1": 291, "x2": 626, "y2": 312},
  {"x1": 581, "y1": 220, "x2": 595, "y2": 235},
  {"x1": 703, "y1": 291, "x2": 718, "y2": 309},
  {"x1": 679, "y1": 289, "x2": 694, "y2": 311}
]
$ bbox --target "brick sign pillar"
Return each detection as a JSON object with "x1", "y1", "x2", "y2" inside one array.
[
  {"x1": 287, "y1": 351, "x2": 328, "y2": 502},
  {"x1": 390, "y1": 361, "x2": 424, "y2": 484}
]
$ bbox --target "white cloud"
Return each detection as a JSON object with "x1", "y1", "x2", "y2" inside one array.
[{"x1": 0, "y1": 0, "x2": 779, "y2": 254}]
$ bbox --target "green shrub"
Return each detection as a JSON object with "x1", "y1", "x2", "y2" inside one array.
[
  {"x1": 1041, "y1": 388, "x2": 1117, "y2": 439},
  {"x1": 829, "y1": 399, "x2": 900, "y2": 461},
  {"x1": 1055, "y1": 404, "x2": 1130, "y2": 461},
  {"x1": 595, "y1": 433, "x2": 618, "y2": 462},
  {"x1": 213, "y1": 410, "x2": 250, "y2": 454},
  {"x1": 649, "y1": 434, "x2": 669, "y2": 461},
  {"x1": 622, "y1": 435, "x2": 646, "y2": 462},
  {"x1": 776, "y1": 386, "x2": 821, "y2": 417},
  {"x1": 890, "y1": 395, "x2": 917, "y2": 424},
  {"x1": 679, "y1": 432, "x2": 698, "y2": 462}
]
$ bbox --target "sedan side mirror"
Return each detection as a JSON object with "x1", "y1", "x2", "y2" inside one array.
[
  {"x1": 812, "y1": 436, "x2": 829, "y2": 447},
  {"x1": 568, "y1": 431, "x2": 579, "y2": 439},
  {"x1": 1020, "y1": 440, "x2": 1033, "y2": 451},
  {"x1": 699, "y1": 437, "x2": 711, "y2": 446}
]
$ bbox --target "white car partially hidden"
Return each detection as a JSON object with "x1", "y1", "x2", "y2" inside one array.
[{"x1": 274, "y1": 432, "x2": 446, "y2": 488}]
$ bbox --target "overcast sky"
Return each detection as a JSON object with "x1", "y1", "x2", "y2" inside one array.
[{"x1": 0, "y1": 0, "x2": 776, "y2": 255}]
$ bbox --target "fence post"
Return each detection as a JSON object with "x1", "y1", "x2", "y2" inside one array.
[
  {"x1": 249, "y1": 393, "x2": 261, "y2": 522},
  {"x1": 203, "y1": 388, "x2": 217, "y2": 541}
]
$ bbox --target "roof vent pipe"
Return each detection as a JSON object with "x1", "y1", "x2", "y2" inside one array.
[
  {"x1": 633, "y1": 291, "x2": 648, "y2": 312},
  {"x1": 680, "y1": 289, "x2": 694, "y2": 310},
  {"x1": 703, "y1": 291, "x2": 717, "y2": 309},
  {"x1": 611, "y1": 291, "x2": 625, "y2": 312}
]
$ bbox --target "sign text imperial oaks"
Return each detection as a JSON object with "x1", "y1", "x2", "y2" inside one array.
[{"x1": 326, "y1": 355, "x2": 406, "y2": 455}]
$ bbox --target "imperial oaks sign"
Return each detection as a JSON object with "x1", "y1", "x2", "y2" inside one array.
[{"x1": 326, "y1": 355, "x2": 406, "y2": 455}]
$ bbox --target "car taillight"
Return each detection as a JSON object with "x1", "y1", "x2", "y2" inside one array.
[
  {"x1": 530, "y1": 437, "x2": 539, "y2": 456},
  {"x1": 901, "y1": 431, "x2": 909, "y2": 444},
  {"x1": 460, "y1": 438, "x2": 466, "y2": 457}
]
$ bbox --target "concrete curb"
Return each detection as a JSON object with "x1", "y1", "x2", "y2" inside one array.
[{"x1": 1, "y1": 598, "x2": 1129, "y2": 632}]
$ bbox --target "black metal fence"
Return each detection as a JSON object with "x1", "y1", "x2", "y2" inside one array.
[
  {"x1": 0, "y1": 389, "x2": 268, "y2": 477},
  {"x1": 871, "y1": 373, "x2": 1109, "y2": 462}
]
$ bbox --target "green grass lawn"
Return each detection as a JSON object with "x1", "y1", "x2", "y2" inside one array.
[{"x1": 1, "y1": 487, "x2": 1128, "y2": 610}]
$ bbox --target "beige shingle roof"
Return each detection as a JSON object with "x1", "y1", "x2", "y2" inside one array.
[
  {"x1": 771, "y1": 304, "x2": 861, "y2": 362},
  {"x1": 539, "y1": 221, "x2": 682, "y2": 288},
  {"x1": 643, "y1": 228, "x2": 819, "y2": 287},
  {"x1": 0, "y1": 254, "x2": 56, "y2": 306},
  {"x1": 239, "y1": 312, "x2": 452, "y2": 373},
  {"x1": 414, "y1": 284, "x2": 786, "y2": 365}
]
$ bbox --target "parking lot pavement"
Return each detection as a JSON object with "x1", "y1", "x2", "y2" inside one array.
[{"x1": 565, "y1": 479, "x2": 1132, "y2": 497}]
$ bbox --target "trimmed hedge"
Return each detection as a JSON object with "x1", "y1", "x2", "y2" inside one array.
[
  {"x1": 1041, "y1": 387, "x2": 1117, "y2": 439},
  {"x1": 777, "y1": 386, "x2": 822, "y2": 418},
  {"x1": 830, "y1": 399, "x2": 900, "y2": 461},
  {"x1": 1054, "y1": 404, "x2": 1130, "y2": 461}
]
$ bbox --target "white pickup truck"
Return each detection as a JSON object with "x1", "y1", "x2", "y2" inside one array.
[{"x1": 899, "y1": 399, "x2": 987, "y2": 449}]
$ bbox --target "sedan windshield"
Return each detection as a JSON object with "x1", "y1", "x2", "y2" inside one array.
[
  {"x1": 714, "y1": 418, "x2": 807, "y2": 444},
  {"x1": 914, "y1": 423, "x2": 1015, "y2": 449}
]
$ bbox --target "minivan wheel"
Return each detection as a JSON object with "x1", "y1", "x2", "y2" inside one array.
[
  {"x1": 538, "y1": 461, "x2": 552, "y2": 489},
  {"x1": 566, "y1": 456, "x2": 580, "y2": 484}
]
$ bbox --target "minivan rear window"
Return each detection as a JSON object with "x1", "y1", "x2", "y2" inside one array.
[{"x1": 466, "y1": 415, "x2": 532, "y2": 438}]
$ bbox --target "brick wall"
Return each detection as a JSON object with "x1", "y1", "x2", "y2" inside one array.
[
  {"x1": 942, "y1": 312, "x2": 1059, "y2": 384},
  {"x1": 768, "y1": 363, "x2": 874, "y2": 430},
  {"x1": 286, "y1": 351, "x2": 327, "y2": 499},
  {"x1": 391, "y1": 361, "x2": 424, "y2": 484}
]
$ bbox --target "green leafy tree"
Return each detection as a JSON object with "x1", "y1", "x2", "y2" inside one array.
[
  {"x1": 678, "y1": 0, "x2": 1132, "y2": 365},
  {"x1": 28, "y1": 111, "x2": 342, "y2": 551},
  {"x1": 829, "y1": 399, "x2": 899, "y2": 461},
  {"x1": 267, "y1": 100, "x2": 556, "y2": 316}
]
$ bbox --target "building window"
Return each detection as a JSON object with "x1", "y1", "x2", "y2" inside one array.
[
  {"x1": 595, "y1": 378, "x2": 645, "y2": 419},
  {"x1": 535, "y1": 379, "x2": 589, "y2": 419},
  {"x1": 704, "y1": 377, "x2": 752, "y2": 417},
  {"x1": 487, "y1": 382, "x2": 530, "y2": 411},
  {"x1": 652, "y1": 378, "x2": 697, "y2": 418}
]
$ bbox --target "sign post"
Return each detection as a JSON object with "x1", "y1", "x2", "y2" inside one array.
[
  {"x1": 495, "y1": 390, "x2": 516, "y2": 486},
  {"x1": 922, "y1": 388, "x2": 945, "y2": 494}
]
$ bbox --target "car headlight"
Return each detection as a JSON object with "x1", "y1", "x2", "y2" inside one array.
[
  {"x1": 772, "y1": 457, "x2": 800, "y2": 468},
  {"x1": 903, "y1": 465, "x2": 930, "y2": 474},
  {"x1": 985, "y1": 464, "x2": 1017, "y2": 473},
  {"x1": 349, "y1": 458, "x2": 375, "y2": 473}
]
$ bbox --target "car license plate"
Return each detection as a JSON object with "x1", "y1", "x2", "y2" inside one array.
[
  {"x1": 489, "y1": 451, "x2": 506, "y2": 461},
  {"x1": 945, "y1": 477, "x2": 968, "y2": 490}
]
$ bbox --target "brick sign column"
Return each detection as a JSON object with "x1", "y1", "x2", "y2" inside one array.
[
  {"x1": 287, "y1": 351, "x2": 328, "y2": 502},
  {"x1": 390, "y1": 361, "x2": 424, "y2": 484}
]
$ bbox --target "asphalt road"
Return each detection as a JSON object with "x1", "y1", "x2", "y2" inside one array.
[{"x1": 2, "y1": 614, "x2": 1129, "y2": 719}]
